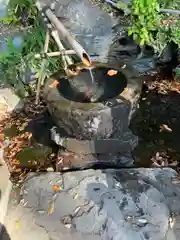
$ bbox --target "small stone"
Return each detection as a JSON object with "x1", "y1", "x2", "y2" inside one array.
[
  {"x1": 136, "y1": 218, "x2": 148, "y2": 227},
  {"x1": 20, "y1": 199, "x2": 25, "y2": 205},
  {"x1": 23, "y1": 189, "x2": 28, "y2": 195},
  {"x1": 137, "y1": 218, "x2": 147, "y2": 224},
  {"x1": 116, "y1": 182, "x2": 121, "y2": 187},
  {"x1": 169, "y1": 217, "x2": 175, "y2": 228},
  {"x1": 23, "y1": 201, "x2": 28, "y2": 207},
  {"x1": 64, "y1": 224, "x2": 72, "y2": 229}
]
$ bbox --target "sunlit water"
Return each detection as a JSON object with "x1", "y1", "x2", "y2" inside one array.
[{"x1": 89, "y1": 68, "x2": 95, "y2": 85}]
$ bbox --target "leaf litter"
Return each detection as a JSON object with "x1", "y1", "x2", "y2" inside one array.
[{"x1": 0, "y1": 95, "x2": 56, "y2": 183}]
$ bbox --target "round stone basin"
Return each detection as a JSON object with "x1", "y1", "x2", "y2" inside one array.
[{"x1": 57, "y1": 65, "x2": 127, "y2": 103}]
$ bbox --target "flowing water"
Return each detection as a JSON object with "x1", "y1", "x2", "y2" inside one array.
[
  {"x1": 89, "y1": 68, "x2": 95, "y2": 85},
  {"x1": 89, "y1": 68, "x2": 99, "y2": 102}
]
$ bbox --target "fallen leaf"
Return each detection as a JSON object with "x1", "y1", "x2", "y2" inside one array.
[
  {"x1": 18, "y1": 121, "x2": 28, "y2": 131},
  {"x1": 15, "y1": 220, "x2": 20, "y2": 229},
  {"x1": 0, "y1": 141, "x2": 4, "y2": 148},
  {"x1": 123, "y1": 87, "x2": 129, "y2": 92},
  {"x1": 48, "y1": 200, "x2": 54, "y2": 216},
  {"x1": 47, "y1": 167, "x2": 54, "y2": 172},
  {"x1": 83, "y1": 199, "x2": 89, "y2": 206},
  {"x1": 64, "y1": 224, "x2": 72, "y2": 229},
  {"x1": 159, "y1": 124, "x2": 172, "y2": 132},
  {"x1": 73, "y1": 193, "x2": 78, "y2": 200},
  {"x1": 49, "y1": 80, "x2": 59, "y2": 88},
  {"x1": 52, "y1": 185, "x2": 63, "y2": 192},
  {"x1": 107, "y1": 69, "x2": 118, "y2": 76},
  {"x1": 27, "y1": 132, "x2": 32, "y2": 140},
  {"x1": 73, "y1": 206, "x2": 81, "y2": 214},
  {"x1": 0, "y1": 133, "x2": 4, "y2": 141}
]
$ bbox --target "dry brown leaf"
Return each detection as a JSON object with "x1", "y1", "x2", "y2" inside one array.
[
  {"x1": 107, "y1": 69, "x2": 118, "y2": 76},
  {"x1": 14, "y1": 168, "x2": 22, "y2": 173},
  {"x1": 0, "y1": 141, "x2": 4, "y2": 148},
  {"x1": 73, "y1": 193, "x2": 78, "y2": 200},
  {"x1": 52, "y1": 185, "x2": 63, "y2": 192},
  {"x1": 49, "y1": 80, "x2": 59, "y2": 88},
  {"x1": 123, "y1": 88, "x2": 129, "y2": 92},
  {"x1": 121, "y1": 64, "x2": 126, "y2": 69},
  {"x1": 48, "y1": 200, "x2": 54, "y2": 216},
  {"x1": 159, "y1": 124, "x2": 172, "y2": 132},
  {"x1": 0, "y1": 133, "x2": 4, "y2": 141},
  {"x1": 27, "y1": 132, "x2": 32, "y2": 140}
]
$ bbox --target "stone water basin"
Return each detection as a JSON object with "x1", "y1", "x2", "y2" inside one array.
[{"x1": 44, "y1": 62, "x2": 142, "y2": 168}]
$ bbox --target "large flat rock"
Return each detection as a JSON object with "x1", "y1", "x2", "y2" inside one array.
[{"x1": 3, "y1": 168, "x2": 180, "y2": 240}]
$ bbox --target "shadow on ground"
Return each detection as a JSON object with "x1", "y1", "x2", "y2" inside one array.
[{"x1": 0, "y1": 224, "x2": 11, "y2": 240}]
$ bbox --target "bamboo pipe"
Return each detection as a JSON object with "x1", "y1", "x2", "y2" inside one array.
[{"x1": 41, "y1": 7, "x2": 92, "y2": 67}]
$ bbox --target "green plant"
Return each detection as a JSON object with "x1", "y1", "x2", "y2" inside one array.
[
  {"x1": 2, "y1": 0, "x2": 37, "y2": 25},
  {"x1": 128, "y1": 0, "x2": 160, "y2": 46},
  {"x1": 128, "y1": 0, "x2": 180, "y2": 53},
  {"x1": 0, "y1": 0, "x2": 62, "y2": 97}
]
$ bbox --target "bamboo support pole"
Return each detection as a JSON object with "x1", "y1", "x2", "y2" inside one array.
[
  {"x1": 35, "y1": 29, "x2": 50, "y2": 104},
  {"x1": 34, "y1": 50, "x2": 76, "y2": 58}
]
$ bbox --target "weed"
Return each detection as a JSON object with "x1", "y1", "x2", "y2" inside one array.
[
  {"x1": 127, "y1": 0, "x2": 180, "y2": 53},
  {"x1": 0, "y1": 0, "x2": 62, "y2": 97}
]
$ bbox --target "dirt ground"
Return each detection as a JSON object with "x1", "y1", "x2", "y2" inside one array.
[{"x1": 131, "y1": 74, "x2": 180, "y2": 168}]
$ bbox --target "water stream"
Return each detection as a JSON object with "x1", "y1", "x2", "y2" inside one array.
[{"x1": 89, "y1": 68, "x2": 95, "y2": 85}]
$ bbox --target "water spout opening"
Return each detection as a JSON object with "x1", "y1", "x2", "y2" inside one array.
[{"x1": 82, "y1": 52, "x2": 91, "y2": 67}]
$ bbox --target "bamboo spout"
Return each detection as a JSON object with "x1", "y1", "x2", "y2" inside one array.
[{"x1": 43, "y1": 7, "x2": 92, "y2": 67}]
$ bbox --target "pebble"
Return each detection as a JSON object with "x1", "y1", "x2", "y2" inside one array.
[
  {"x1": 64, "y1": 224, "x2": 72, "y2": 229},
  {"x1": 137, "y1": 218, "x2": 148, "y2": 224},
  {"x1": 20, "y1": 199, "x2": 25, "y2": 205},
  {"x1": 116, "y1": 182, "x2": 121, "y2": 188},
  {"x1": 23, "y1": 189, "x2": 28, "y2": 194}
]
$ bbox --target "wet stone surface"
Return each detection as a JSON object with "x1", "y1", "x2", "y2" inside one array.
[{"x1": 4, "y1": 168, "x2": 180, "y2": 240}]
